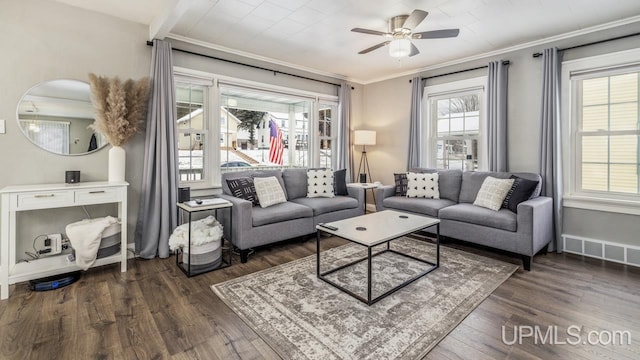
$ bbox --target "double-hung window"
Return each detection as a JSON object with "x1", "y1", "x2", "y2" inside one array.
[
  {"x1": 563, "y1": 49, "x2": 640, "y2": 214},
  {"x1": 318, "y1": 102, "x2": 337, "y2": 169},
  {"x1": 424, "y1": 77, "x2": 486, "y2": 170}
]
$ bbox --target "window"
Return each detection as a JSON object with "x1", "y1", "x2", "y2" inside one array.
[
  {"x1": 562, "y1": 48, "x2": 640, "y2": 214},
  {"x1": 318, "y1": 103, "x2": 337, "y2": 169},
  {"x1": 424, "y1": 77, "x2": 486, "y2": 170},
  {"x1": 176, "y1": 82, "x2": 209, "y2": 183}
]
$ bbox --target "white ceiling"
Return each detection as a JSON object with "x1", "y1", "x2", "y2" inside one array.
[{"x1": 52, "y1": 0, "x2": 640, "y2": 83}]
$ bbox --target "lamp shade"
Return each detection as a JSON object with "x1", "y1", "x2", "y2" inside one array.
[
  {"x1": 389, "y1": 38, "x2": 411, "y2": 58},
  {"x1": 354, "y1": 130, "x2": 376, "y2": 146}
]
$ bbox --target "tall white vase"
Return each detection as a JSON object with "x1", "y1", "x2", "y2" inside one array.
[{"x1": 108, "y1": 146, "x2": 126, "y2": 182}]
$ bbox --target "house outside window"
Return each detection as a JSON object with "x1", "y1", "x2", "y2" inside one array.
[
  {"x1": 562, "y1": 49, "x2": 640, "y2": 214},
  {"x1": 423, "y1": 77, "x2": 487, "y2": 171}
]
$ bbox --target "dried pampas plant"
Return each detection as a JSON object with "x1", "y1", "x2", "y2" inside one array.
[{"x1": 88, "y1": 73, "x2": 150, "y2": 147}]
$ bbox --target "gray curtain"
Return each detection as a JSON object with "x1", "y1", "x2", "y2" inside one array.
[
  {"x1": 337, "y1": 83, "x2": 352, "y2": 181},
  {"x1": 134, "y1": 39, "x2": 179, "y2": 259},
  {"x1": 407, "y1": 76, "x2": 424, "y2": 169},
  {"x1": 487, "y1": 60, "x2": 509, "y2": 172},
  {"x1": 539, "y1": 47, "x2": 563, "y2": 252}
]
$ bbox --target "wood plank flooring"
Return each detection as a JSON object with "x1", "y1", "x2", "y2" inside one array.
[{"x1": 1, "y1": 237, "x2": 639, "y2": 360}]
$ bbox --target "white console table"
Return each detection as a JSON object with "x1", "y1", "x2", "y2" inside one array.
[{"x1": 0, "y1": 181, "x2": 129, "y2": 299}]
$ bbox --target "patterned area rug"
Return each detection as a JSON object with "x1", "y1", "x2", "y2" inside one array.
[{"x1": 212, "y1": 237, "x2": 518, "y2": 359}]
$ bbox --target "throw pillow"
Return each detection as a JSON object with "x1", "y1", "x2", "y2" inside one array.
[
  {"x1": 394, "y1": 173, "x2": 409, "y2": 196},
  {"x1": 333, "y1": 169, "x2": 348, "y2": 196},
  {"x1": 406, "y1": 172, "x2": 440, "y2": 199},
  {"x1": 307, "y1": 169, "x2": 335, "y2": 198},
  {"x1": 254, "y1": 176, "x2": 287, "y2": 208},
  {"x1": 225, "y1": 177, "x2": 259, "y2": 206},
  {"x1": 473, "y1": 176, "x2": 515, "y2": 211},
  {"x1": 502, "y1": 175, "x2": 539, "y2": 213}
]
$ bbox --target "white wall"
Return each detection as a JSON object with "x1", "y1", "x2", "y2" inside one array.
[
  {"x1": 361, "y1": 22, "x2": 640, "y2": 246},
  {"x1": 0, "y1": 0, "x2": 150, "y2": 248}
]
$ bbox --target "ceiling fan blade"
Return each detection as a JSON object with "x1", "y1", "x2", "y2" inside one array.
[
  {"x1": 403, "y1": 10, "x2": 428, "y2": 30},
  {"x1": 358, "y1": 41, "x2": 391, "y2": 54},
  {"x1": 351, "y1": 28, "x2": 391, "y2": 37},
  {"x1": 409, "y1": 42, "x2": 420, "y2": 57},
  {"x1": 413, "y1": 29, "x2": 460, "y2": 39}
]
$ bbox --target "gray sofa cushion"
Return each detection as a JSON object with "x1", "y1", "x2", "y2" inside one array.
[
  {"x1": 222, "y1": 169, "x2": 288, "y2": 199},
  {"x1": 291, "y1": 196, "x2": 358, "y2": 216},
  {"x1": 282, "y1": 168, "x2": 307, "y2": 200},
  {"x1": 382, "y1": 196, "x2": 456, "y2": 217},
  {"x1": 410, "y1": 168, "x2": 462, "y2": 202},
  {"x1": 252, "y1": 201, "x2": 313, "y2": 227},
  {"x1": 438, "y1": 203, "x2": 517, "y2": 232},
  {"x1": 458, "y1": 171, "x2": 511, "y2": 203}
]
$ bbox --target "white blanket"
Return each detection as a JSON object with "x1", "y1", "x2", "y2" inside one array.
[
  {"x1": 65, "y1": 216, "x2": 119, "y2": 270},
  {"x1": 169, "y1": 216, "x2": 223, "y2": 250}
]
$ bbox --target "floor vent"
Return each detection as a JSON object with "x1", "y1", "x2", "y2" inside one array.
[{"x1": 562, "y1": 235, "x2": 640, "y2": 267}]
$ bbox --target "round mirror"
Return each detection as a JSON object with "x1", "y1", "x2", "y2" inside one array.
[{"x1": 17, "y1": 79, "x2": 107, "y2": 155}]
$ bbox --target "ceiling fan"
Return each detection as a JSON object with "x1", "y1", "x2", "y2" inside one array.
[{"x1": 351, "y1": 10, "x2": 460, "y2": 58}]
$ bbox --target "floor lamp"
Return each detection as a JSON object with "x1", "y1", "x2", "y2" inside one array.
[{"x1": 354, "y1": 130, "x2": 376, "y2": 183}]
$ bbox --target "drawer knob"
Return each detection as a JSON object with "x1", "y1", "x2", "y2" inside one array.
[
  {"x1": 34, "y1": 194, "x2": 55, "y2": 198},
  {"x1": 89, "y1": 191, "x2": 106, "y2": 194}
]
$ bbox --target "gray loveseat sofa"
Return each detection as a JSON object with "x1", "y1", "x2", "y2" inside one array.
[
  {"x1": 375, "y1": 169, "x2": 553, "y2": 270},
  {"x1": 218, "y1": 169, "x2": 365, "y2": 262}
]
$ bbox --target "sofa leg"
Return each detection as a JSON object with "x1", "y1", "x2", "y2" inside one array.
[
  {"x1": 521, "y1": 255, "x2": 532, "y2": 271},
  {"x1": 240, "y1": 249, "x2": 251, "y2": 263}
]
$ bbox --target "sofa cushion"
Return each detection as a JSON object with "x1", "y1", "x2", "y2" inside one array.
[
  {"x1": 291, "y1": 196, "x2": 358, "y2": 216},
  {"x1": 382, "y1": 196, "x2": 455, "y2": 217},
  {"x1": 226, "y1": 177, "x2": 259, "y2": 206},
  {"x1": 406, "y1": 172, "x2": 439, "y2": 199},
  {"x1": 252, "y1": 201, "x2": 313, "y2": 227},
  {"x1": 307, "y1": 169, "x2": 335, "y2": 198},
  {"x1": 410, "y1": 168, "x2": 462, "y2": 202},
  {"x1": 222, "y1": 170, "x2": 288, "y2": 199},
  {"x1": 254, "y1": 176, "x2": 287, "y2": 208},
  {"x1": 502, "y1": 175, "x2": 539, "y2": 212},
  {"x1": 282, "y1": 168, "x2": 307, "y2": 200},
  {"x1": 438, "y1": 203, "x2": 517, "y2": 232},
  {"x1": 394, "y1": 173, "x2": 408, "y2": 196},
  {"x1": 473, "y1": 177, "x2": 515, "y2": 211},
  {"x1": 458, "y1": 171, "x2": 511, "y2": 203},
  {"x1": 334, "y1": 169, "x2": 348, "y2": 196}
]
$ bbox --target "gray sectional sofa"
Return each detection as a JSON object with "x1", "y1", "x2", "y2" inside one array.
[
  {"x1": 375, "y1": 168, "x2": 553, "y2": 270},
  {"x1": 218, "y1": 168, "x2": 365, "y2": 262}
]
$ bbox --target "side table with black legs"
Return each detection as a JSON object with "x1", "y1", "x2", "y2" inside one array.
[
  {"x1": 347, "y1": 183, "x2": 379, "y2": 213},
  {"x1": 176, "y1": 198, "x2": 233, "y2": 277}
]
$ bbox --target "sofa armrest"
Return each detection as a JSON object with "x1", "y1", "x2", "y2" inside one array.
[
  {"x1": 517, "y1": 196, "x2": 553, "y2": 255},
  {"x1": 374, "y1": 185, "x2": 395, "y2": 211},
  {"x1": 347, "y1": 186, "x2": 365, "y2": 210},
  {"x1": 216, "y1": 194, "x2": 253, "y2": 246}
]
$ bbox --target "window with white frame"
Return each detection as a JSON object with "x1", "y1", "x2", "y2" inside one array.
[
  {"x1": 424, "y1": 77, "x2": 486, "y2": 171},
  {"x1": 176, "y1": 82, "x2": 210, "y2": 184},
  {"x1": 318, "y1": 103, "x2": 337, "y2": 169}
]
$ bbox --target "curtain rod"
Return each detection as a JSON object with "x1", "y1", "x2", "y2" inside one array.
[
  {"x1": 532, "y1": 32, "x2": 640, "y2": 58},
  {"x1": 146, "y1": 41, "x2": 352, "y2": 89},
  {"x1": 409, "y1": 60, "x2": 511, "y2": 83}
]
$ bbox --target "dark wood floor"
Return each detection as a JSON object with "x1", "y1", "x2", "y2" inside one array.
[{"x1": 1, "y1": 237, "x2": 639, "y2": 360}]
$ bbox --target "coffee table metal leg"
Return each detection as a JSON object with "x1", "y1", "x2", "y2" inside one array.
[
  {"x1": 367, "y1": 246, "x2": 372, "y2": 305},
  {"x1": 436, "y1": 223, "x2": 440, "y2": 267},
  {"x1": 316, "y1": 230, "x2": 321, "y2": 276}
]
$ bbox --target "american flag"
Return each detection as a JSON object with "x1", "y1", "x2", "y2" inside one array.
[{"x1": 269, "y1": 119, "x2": 284, "y2": 165}]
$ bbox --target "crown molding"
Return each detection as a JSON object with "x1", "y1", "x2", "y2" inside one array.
[
  {"x1": 359, "y1": 15, "x2": 640, "y2": 85},
  {"x1": 165, "y1": 33, "x2": 360, "y2": 84}
]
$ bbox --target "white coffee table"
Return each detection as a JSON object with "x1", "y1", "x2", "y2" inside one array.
[{"x1": 316, "y1": 210, "x2": 440, "y2": 305}]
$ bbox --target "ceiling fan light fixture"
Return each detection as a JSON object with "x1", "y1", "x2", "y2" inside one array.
[{"x1": 389, "y1": 38, "x2": 411, "y2": 58}]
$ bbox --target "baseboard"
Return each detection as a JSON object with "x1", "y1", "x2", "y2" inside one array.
[{"x1": 562, "y1": 234, "x2": 640, "y2": 267}]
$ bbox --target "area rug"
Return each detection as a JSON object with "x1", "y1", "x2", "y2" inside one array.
[{"x1": 211, "y1": 237, "x2": 518, "y2": 359}]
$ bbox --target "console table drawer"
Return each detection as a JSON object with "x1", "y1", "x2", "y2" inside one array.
[
  {"x1": 17, "y1": 191, "x2": 74, "y2": 210},
  {"x1": 75, "y1": 188, "x2": 120, "y2": 204}
]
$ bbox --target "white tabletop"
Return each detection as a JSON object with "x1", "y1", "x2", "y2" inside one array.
[
  {"x1": 177, "y1": 198, "x2": 233, "y2": 212},
  {"x1": 317, "y1": 210, "x2": 439, "y2": 247},
  {"x1": 347, "y1": 183, "x2": 380, "y2": 189}
]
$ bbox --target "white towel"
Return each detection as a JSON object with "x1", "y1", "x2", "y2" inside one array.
[
  {"x1": 169, "y1": 215, "x2": 223, "y2": 250},
  {"x1": 65, "y1": 216, "x2": 119, "y2": 270}
]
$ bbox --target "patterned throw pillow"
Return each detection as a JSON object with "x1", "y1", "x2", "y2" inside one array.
[
  {"x1": 226, "y1": 177, "x2": 259, "y2": 206},
  {"x1": 254, "y1": 176, "x2": 287, "y2": 208},
  {"x1": 502, "y1": 175, "x2": 539, "y2": 213},
  {"x1": 474, "y1": 176, "x2": 515, "y2": 211},
  {"x1": 406, "y1": 172, "x2": 440, "y2": 199},
  {"x1": 394, "y1": 173, "x2": 409, "y2": 196},
  {"x1": 307, "y1": 169, "x2": 335, "y2": 198}
]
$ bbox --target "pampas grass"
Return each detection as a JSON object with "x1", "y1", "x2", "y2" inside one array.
[{"x1": 88, "y1": 73, "x2": 150, "y2": 146}]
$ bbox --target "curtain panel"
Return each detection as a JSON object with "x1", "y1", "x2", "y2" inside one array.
[
  {"x1": 407, "y1": 76, "x2": 424, "y2": 169},
  {"x1": 487, "y1": 60, "x2": 509, "y2": 172},
  {"x1": 338, "y1": 83, "x2": 352, "y2": 181}
]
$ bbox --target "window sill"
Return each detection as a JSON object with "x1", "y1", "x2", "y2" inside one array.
[{"x1": 563, "y1": 195, "x2": 640, "y2": 216}]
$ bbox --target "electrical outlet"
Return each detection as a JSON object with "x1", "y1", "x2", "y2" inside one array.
[
  {"x1": 48, "y1": 234, "x2": 62, "y2": 255},
  {"x1": 0, "y1": 119, "x2": 5, "y2": 134}
]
